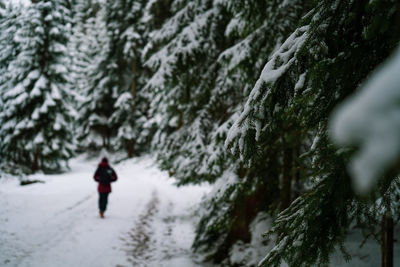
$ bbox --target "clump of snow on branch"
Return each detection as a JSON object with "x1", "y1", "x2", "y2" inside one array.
[
  {"x1": 331, "y1": 45, "x2": 400, "y2": 194},
  {"x1": 225, "y1": 25, "x2": 309, "y2": 155}
]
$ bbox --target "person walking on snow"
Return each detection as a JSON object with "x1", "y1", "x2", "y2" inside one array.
[{"x1": 94, "y1": 157, "x2": 117, "y2": 218}]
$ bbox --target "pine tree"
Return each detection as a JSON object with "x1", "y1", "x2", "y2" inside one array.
[
  {"x1": 69, "y1": 0, "x2": 105, "y2": 151},
  {"x1": 143, "y1": 0, "x2": 232, "y2": 184},
  {"x1": 108, "y1": 0, "x2": 150, "y2": 157},
  {"x1": 0, "y1": 0, "x2": 75, "y2": 172},
  {"x1": 75, "y1": 5, "x2": 114, "y2": 150},
  {"x1": 190, "y1": 0, "x2": 310, "y2": 263},
  {"x1": 225, "y1": 0, "x2": 400, "y2": 266},
  {"x1": 0, "y1": 2, "x2": 21, "y2": 170},
  {"x1": 68, "y1": 0, "x2": 102, "y2": 97},
  {"x1": 0, "y1": 3, "x2": 22, "y2": 99},
  {"x1": 77, "y1": 0, "x2": 149, "y2": 155},
  {"x1": 0, "y1": 0, "x2": 5, "y2": 16}
]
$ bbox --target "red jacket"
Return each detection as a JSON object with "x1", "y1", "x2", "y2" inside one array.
[{"x1": 94, "y1": 162, "x2": 118, "y2": 193}]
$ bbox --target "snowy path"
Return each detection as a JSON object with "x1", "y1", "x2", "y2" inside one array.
[{"x1": 0, "y1": 156, "x2": 211, "y2": 267}]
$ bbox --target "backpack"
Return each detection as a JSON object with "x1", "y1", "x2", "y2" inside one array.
[{"x1": 99, "y1": 167, "x2": 113, "y2": 184}]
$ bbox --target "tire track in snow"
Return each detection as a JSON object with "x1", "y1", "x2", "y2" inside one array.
[
  {"x1": 54, "y1": 194, "x2": 94, "y2": 216},
  {"x1": 122, "y1": 190, "x2": 204, "y2": 267},
  {"x1": 15, "y1": 194, "x2": 96, "y2": 267},
  {"x1": 124, "y1": 190, "x2": 160, "y2": 265}
]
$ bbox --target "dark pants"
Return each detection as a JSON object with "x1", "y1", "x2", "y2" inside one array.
[{"x1": 99, "y1": 192, "x2": 110, "y2": 212}]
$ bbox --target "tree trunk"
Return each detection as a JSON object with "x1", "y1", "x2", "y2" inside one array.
[
  {"x1": 102, "y1": 127, "x2": 107, "y2": 148},
  {"x1": 127, "y1": 139, "x2": 134, "y2": 158},
  {"x1": 32, "y1": 150, "x2": 39, "y2": 173},
  {"x1": 293, "y1": 144, "x2": 301, "y2": 199},
  {"x1": 102, "y1": 127, "x2": 110, "y2": 149},
  {"x1": 280, "y1": 147, "x2": 292, "y2": 211},
  {"x1": 130, "y1": 54, "x2": 137, "y2": 99},
  {"x1": 177, "y1": 112, "x2": 183, "y2": 129},
  {"x1": 381, "y1": 209, "x2": 393, "y2": 267}
]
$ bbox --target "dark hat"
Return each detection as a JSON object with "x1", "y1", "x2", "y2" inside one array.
[{"x1": 101, "y1": 157, "x2": 108, "y2": 163}]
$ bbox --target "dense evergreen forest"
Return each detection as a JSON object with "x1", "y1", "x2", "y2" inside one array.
[{"x1": 1, "y1": 0, "x2": 400, "y2": 266}]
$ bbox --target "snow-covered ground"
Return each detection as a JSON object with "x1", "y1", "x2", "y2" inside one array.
[
  {"x1": 330, "y1": 226, "x2": 400, "y2": 267},
  {"x1": 0, "y1": 155, "x2": 212, "y2": 267},
  {"x1": 1, "y1": 155, "x2": 398, "y2": 267}
]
